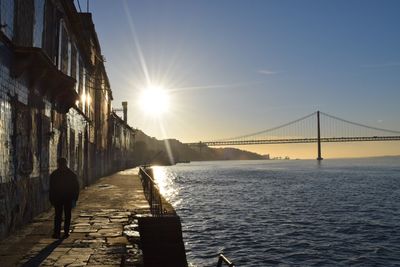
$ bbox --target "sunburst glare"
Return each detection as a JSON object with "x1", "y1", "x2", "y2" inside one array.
[{"x1": 138, "y1": 86, "x2": 170, "y2": 117}]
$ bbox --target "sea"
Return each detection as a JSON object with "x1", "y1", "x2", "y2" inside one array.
[{"x1": 151, "y1": 157, "x2": 400, "y2": 266}]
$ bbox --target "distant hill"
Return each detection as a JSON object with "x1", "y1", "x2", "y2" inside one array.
[{"x1": 132, "y1": 130, "x2": 269, "y2": 165}]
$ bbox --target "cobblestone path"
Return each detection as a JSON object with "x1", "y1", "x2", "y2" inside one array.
[{"x1": 0, "y1": 168, "x2": 150, "y2": 267}]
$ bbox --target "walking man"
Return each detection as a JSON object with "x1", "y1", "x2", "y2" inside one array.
[{"x1": 49, "y1": 158, "x2": 80, "y2": 239}]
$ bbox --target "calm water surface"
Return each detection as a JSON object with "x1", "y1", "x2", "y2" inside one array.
[{"x1": 152, "y1": 157, "x2": 400, "y2": 266}]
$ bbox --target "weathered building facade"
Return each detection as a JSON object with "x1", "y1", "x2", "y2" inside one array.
[
  {"x1": 0, "y1": 0, "x2": 136, "y2": 238},
  {"x1": 109, "y1": 111, "x2": 136, "y2": 170}
]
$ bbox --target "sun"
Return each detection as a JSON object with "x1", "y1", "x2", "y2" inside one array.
[{"x1": 139, "y1": 86, "x2": 170, "y2": 116}]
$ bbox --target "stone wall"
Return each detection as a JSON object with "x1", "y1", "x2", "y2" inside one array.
[
  {"x1": 0, "y1": 41, "x2": 47, "y2": 236},
  {"x1": 0, "y1": 41, "x2": 92, "y2": 237},
  {"x1": 0, "y1": 1, "x2": 137, "y2": 239}
]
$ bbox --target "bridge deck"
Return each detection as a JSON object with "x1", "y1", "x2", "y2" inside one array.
[{"x1": 186, "y1": 136, "x2": 400, "y2": 146}]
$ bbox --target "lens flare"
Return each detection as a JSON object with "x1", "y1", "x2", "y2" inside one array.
[{"x1": 139, "y1": 86, "x2": 170, "y2": 116}]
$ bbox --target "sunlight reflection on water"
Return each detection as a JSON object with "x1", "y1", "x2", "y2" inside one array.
[{"x1": 152, "y1": 166, "x2": 182, "y2": 207}]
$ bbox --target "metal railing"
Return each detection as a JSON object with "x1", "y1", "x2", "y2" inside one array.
[
  {"x1": 139, "y1": 166, "x2": 164, "y2": 216},
  {"x1": 217, "y1": 254, "x2": 235, "y2": 267}
]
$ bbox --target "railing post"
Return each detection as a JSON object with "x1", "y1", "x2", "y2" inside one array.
[
  {"x1": 139, "y1": 166, "x2": 166, "y2": 216},
  {"x1": 150, "y1": 182, "x2": 153, "y2": 213},
  {"x1": 317, "y1": 111, "x2": 323, "y2": 160},
  {"x1": 217, "y1": 255, "x2": 223, "y2": 267}
]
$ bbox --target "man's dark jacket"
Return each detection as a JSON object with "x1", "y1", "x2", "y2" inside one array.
[{"x1": 49, "y1": 168, "x2": 80, "y2": 204}]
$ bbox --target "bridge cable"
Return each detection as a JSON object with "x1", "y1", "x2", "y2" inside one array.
[
  {"x1": 214, "y1": 111, "x2": 317, "y2": 142},
  {"x1": 320, "y1": 112, "x2": 400, "y2": 135}
]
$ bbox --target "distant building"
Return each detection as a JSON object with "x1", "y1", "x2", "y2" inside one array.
[
  {"x1": 109, "y1": 110, "x2": 136, "y2": 170},
  {"x1": 0, "y1": 0, "x2": 136, "y2": 238}
]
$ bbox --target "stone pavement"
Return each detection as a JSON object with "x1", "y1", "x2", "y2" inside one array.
[{"x1": 0, "y1": 168, "x2": 151, "y2": 267}]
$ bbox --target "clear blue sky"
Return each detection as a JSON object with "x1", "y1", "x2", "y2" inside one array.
[{"x1": 81, "y1": 0, "x2": 400, "y2": 157}]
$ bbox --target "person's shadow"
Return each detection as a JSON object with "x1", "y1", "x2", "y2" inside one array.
[{"x1": 21, "y1": 239, "x2": 63, "y2": 267}]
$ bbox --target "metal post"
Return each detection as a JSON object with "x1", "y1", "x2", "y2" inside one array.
[
  {"x1": 217, "y1": 256, "x2": 223, "y2": 267},
  {"x1": 317, "y1": 111, "x2": 323, "y2": 160}
]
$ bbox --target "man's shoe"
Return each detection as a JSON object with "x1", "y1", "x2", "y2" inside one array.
[{"x1": 52, "y1": 233, "x2": 60, "y2": 239}]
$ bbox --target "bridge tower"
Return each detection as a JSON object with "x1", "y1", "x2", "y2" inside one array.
[{"x1": 317, "y1": 111, "x2": 323, "y2": 160}]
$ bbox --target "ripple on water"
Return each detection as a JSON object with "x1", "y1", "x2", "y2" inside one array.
[{"x1": 161, "y1": 159, "x2": 400, "y2": 266}]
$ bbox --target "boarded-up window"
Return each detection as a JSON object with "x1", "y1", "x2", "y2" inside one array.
[
  {"x1": 43, "y1": 0, "x2": 60, "y2": 62},
  {"x1": 67, "y1": 40, "x2": 71, "y2": 75},
  {"x1": 86, "y1": 72, "x2": 92, "y2": 117},
  {"x1": 14, "y1": 0, "x2": 34, "y2": 46},
  {"x1": 33, "y1": 0, "x2": 45, "y2": 48},
  {"x1": 59, "y1": 20, "x2": 69, "y2": 73},
  {"x1": 70, "y1": 44, "x2": 77, "y2": 80},
  {"x1": 11, "y1": 101, "x2": 33, "y2": 177},
  {"x1": 81, "y1": 67, "x2": 86, "y2": 113},
  {"x1": 78, "y1": 60, "x2": 83, "y2": 94}
]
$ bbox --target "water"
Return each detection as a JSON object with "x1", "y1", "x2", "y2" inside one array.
[{"x1": 152, "y1": 157, "x2": 400, "y2": 266}]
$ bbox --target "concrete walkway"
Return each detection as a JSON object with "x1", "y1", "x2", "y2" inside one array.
[{"x1": 0, "y1": 168, "x2": 150, "y2": 267}]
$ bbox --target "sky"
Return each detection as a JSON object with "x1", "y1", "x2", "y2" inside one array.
[{"x1": 80, "y1": 0, "x2": 400, "y2": 158}]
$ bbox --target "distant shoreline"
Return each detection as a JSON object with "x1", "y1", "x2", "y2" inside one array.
[{"x1": 174, "y1": 154, "x2": 400, "y2": 163}]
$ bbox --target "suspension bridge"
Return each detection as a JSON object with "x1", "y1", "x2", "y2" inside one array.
[{"x1": 186, "y1": 111, "x2": 400, "y2": 160}]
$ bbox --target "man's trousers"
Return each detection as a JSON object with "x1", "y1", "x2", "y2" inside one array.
[{"x1": 53, "y1": 200, "x2": 72, "y2": 235}]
